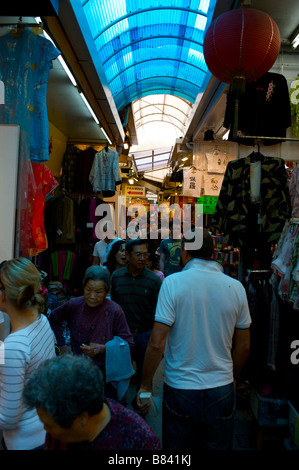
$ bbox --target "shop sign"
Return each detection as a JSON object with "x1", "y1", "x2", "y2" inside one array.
[
  {"x1": 197, "y1": 196, "x2": 218, "y2": 214},
  {"x1": 125, "y1": 185, "x2": 145, "y2": 197}
]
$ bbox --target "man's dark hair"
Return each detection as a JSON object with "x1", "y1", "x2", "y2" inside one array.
[
  {"x1": 181, "y1": 228, "x2": 214, "y2": 259},
  {"x1": 125, "y1": 238, "x2": 148, "y2": 254},
  {"x1": 23, "y1": 355, "x2": 105, "y2": 429}
]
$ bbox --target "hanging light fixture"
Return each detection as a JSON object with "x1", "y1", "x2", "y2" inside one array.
[
  {"x1": 203, "y1": 8, "x2": 281, "y2": 138},
  {"x1": 203, "y1": 8, "x2": 281, "y2": 95}
]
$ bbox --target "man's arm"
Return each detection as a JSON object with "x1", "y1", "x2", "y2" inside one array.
[
  {"x1": 232, "y1": 328, "x2": 250, "y2": 379},
  {"x1": 137, "y1": 321, "x2": 170, "y2": 409},
  {"x1": 159, "y1": 253, "x2": 165, "y2": 273}
]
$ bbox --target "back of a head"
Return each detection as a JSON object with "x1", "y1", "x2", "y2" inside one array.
[
  {"x1": 0, "y1": 257, "x2": 43, "y2": 310},
  {"x1": 182, "y1": 228, "x2": 214, "y2": 259},
  {"x1": 23, "y1": 354, "x2": 105, "y2": 429}
]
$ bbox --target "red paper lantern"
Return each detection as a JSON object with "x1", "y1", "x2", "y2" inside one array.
[{"x1": 203, "y1": 8, "x2": 281, "y2": 84}]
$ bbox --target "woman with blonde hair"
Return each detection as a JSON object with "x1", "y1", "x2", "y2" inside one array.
[{"x1": 0, "y1": 258, "x2": 56, "y2": 450}]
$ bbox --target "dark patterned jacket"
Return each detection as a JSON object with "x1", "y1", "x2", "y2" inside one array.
[{"x1": 211, "y1": 154, "x2": 291, "y2": 246}]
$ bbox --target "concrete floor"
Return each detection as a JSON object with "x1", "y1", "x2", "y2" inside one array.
[{"x1": 126, "y1": 358, "x2": 290, "y2": 451}]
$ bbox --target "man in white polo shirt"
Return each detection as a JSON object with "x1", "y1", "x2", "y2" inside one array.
[{"x1": 138, "y1": 229, "x2": 251, "y2": 450}]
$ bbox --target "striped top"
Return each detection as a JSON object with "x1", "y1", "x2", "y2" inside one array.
[
  {"x1": 111, "y1": 265, "x2": 162, "y2": 331},
  {"x1": 0, "y1": 314, "x2": 56, "y2": 450}
]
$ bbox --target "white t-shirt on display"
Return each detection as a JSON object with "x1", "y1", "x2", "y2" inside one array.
[
  {"x1": 155, "y1": 258, "x2": 251, "y2": 390},
  {"x1": 250, "y1": 161, "x2": 262, "y2": 203}
]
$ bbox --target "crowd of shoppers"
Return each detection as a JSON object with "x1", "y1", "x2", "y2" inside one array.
[{"x1": 0, "y1": 225, "x2": 251, "y2": 451}]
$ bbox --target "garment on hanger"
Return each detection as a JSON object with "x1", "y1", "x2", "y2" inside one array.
[
  {"x1": 19, "y1": 162, "x2": 58, "y2": 257},
  {"x1": 289, "y1": 162, "x2": 299, "y2": 218},
  {"x1": 224, "y1": 72, "x2": 291, "y2": 146},
  {"x1": 271, "y1": 219, "x2": 299, "y2": 310},
  {"x1": 290, "y1": 75, "x2": 299, "y2": 138},
  {"x1": 211, "y1": 154, "x2": 291, "y2": 247},
  {"x1": 182, "y1": 167, "x2": 203, "y2": 198},
  {"x1": 243, "y1": 273, "x2": 272, "y2": 386},
  {"x1": 76, "y1": 146, "x2": 97, "y2": 193},
  {"x1": 89, "y1": 147, "x2": 121, "y2": 193},
  {"x1": 76, "y1": 196, "x2": 106, "y2": 242},
  {"x1": 205, "y1": 152, "x2": 227, "y2": 173},
  {"x1": 0, "y1": 27, "x2": 60, "y2": 162},
  {"x1": 45, "y1": 193, "x2": 76, "y2": 245},
  {"x1": 203, "y1": 173, "x2": 224, "y2": 197},
  {"x1": 49, "y1": 250, "x2": 76, "y2": 290},
  {"x1": 60, "y1": 145, "x2": 81, "y2": 193}
]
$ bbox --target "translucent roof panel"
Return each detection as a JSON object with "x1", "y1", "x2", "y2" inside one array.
[
  {"x1": 130, "y1": 147, "x2": 173, "y2": 174},
  {"x1": 132, "y1": 94, "x2": 193, "y2": 134},
  {"x1": 77, "y1": 0, "x2": 217, "y2": 111}
]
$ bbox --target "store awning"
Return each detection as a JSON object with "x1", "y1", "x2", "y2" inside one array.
[{"x1": 72, "y1": 0, "x2": 217, "y2": 111}]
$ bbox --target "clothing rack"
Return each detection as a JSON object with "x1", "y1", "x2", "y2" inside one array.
[
  {"x1": 237, "y1": 135, "x2": 299, "y2": 142},
  {"x1": 245, "y1": 269, "x2": 273, "y2": 283}
]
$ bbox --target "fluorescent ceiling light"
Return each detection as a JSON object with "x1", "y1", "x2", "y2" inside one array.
[
  {"x1": 57, "y1": 55, "x2": 77, "y2": 86},
  {"x1": 292, "y1": 33, "x2": 299, "y2": 48},
  {"x1": 79, "y1": 92, "x2": 99, "y2": 124},
  {"x1": 100, "y1": 126, "x2": 113, "y2": 145},
  {"x1": 222, "y1": 130, "x2": 229, "y2": 140}
]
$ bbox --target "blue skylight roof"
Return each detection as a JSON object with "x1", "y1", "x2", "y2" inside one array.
[{"x1": 75, "y1": 0, "x2": 217, "y2": 111}]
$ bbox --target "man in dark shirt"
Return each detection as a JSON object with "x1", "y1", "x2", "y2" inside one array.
[{"x1": 111, "y1": 239, "x2": 162, "y2": 392}]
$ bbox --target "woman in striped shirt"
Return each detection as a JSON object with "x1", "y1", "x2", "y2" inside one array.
[{"x1": 0, "y1": 258, "x2": 56, "y2": 450}]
